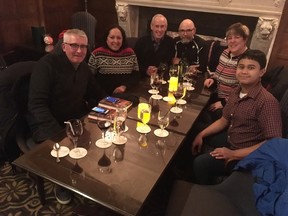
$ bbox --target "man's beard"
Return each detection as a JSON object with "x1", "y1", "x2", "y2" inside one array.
[{"x1": 181, "y1": 38, "x2": 191, "y2": 44}]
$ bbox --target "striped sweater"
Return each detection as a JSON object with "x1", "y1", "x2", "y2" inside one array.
[{"x1": 212, "y1": 48, "x2": 241, "y2": 101}]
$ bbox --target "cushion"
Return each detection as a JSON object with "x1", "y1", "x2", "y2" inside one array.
[{"x1": 166, "y1": 180, "x2": 241, "y2": 216}]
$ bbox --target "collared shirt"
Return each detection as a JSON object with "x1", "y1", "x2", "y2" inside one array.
[
  {"x1": 151, "y1": 34, "x2": 163, "y2": 52},
  {"x1": 223, "y1": 82, "x2": 282, "y2": 149}
]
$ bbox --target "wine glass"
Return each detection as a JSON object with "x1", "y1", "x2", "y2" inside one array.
[
  {"x1": 65, "y1": 119, "x2": 85, "y2": 158},
  {"x1": 98, "y1": 149, "x2": 111, "y2": 173},
  {"x1": 136, "y1": 103, "x2": 151, "y2": 134},
  {"x1": 171, "y1": 83, "x2": 185, "y2": 114},
  {"x1": 158, "y1": 62, "x2": 168, "y2": 84},
  {"x1": 154, "y1": 110, "x2": 170, "y2": 137},
  {"x1": 95, "y1": 120, "x2": 112, "y2": 148},
  {"x1": 184, "y1": 65, "x2": 198, "y2": 90},
  {"x1": 149, "y1": 73, "x2": 161, "y2": 95},
  {"x1": 169, "y1": 65, "x2": 178, "y2": 79},
  {"x1": 113, "y1": 107, "x2": 128, "y2": 145},
  {"x1": 150, "y1": 73, "x2": 163, "y2": 100}
]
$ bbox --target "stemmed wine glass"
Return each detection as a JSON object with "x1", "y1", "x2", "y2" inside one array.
[
  {"x1": 136, "y1": 103, "x2": 152, "y2": 134},
  {"x1": 183, "y1": 65, "x2": 198, "y2": 90},
  {"x1": 158, "y1": 62, "x2": 168, "y2": 84},
  {"x1": 113, "y1": 106, "x2": 128, "y2": 145},
  {"x1": 65, "y1": 119, "x2": 86, "y2": 159},
  {"x1": 169, "y1": 65, "x2": 178, "y2": 79},
  {"x1": 171, "y1": 83, "x2": 185, "y2": 114},
  {"x1": 98, "y1": 149, "x2": 111, "y2": 173},
  {"x1": 150, "y1": 73, "x2": 162, "y2": 100},
  {"x1": 154, "y1": 110, "x2": 170, "y2": 137},
  {"x1": 95, "y1": 120, "x2": 112, "y2": 148},
  {"x1": 149, "y1": 73, "x2": 161, "y2": 95}
]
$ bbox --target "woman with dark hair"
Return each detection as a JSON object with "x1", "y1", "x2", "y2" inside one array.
[{"x1": 88, "y1": 25, "x2": 140, "y2": 95}]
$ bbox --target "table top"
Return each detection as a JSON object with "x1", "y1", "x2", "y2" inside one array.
[{"x1": 13, "y1": 74, "x2": 210, "y2": 216}]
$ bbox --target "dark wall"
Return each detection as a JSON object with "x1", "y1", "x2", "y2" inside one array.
[{"x1": 0, "y1": 0, "x2": 118, "y2": 53}]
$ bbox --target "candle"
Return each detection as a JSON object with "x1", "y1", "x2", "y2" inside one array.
[{"x1": 169, "y1": 76, "x2": 178, "y2": 92}]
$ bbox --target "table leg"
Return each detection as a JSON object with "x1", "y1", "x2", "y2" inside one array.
[{"x1": 36, "y1": 176, "x2": 46, "y2": 205}]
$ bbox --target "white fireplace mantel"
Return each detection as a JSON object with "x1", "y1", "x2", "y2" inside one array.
[
  {"x1": 120, "y1": 0, "x2": 285, "y2": 17},
  {"x1": 115, "y1": 0, "x2": 286, "y2": 59}
]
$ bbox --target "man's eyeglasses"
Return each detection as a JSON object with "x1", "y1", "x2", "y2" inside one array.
[
  {"x1": 64, "y1": 43, "x2": 88, "y2": 50},
  {"x1": 179, "y1": 29, "x2": 194, "y2": 33}
]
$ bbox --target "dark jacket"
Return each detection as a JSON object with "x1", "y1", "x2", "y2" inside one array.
[
  {"x1": 174, "y1": 35, "x2": 208, "y2": 72},
  {"x1": 28, "y1": 52, "x2": 106, "y2": 142},
  {"x1": 134, "y1": 34, "x2": 175, "y2": 78}
]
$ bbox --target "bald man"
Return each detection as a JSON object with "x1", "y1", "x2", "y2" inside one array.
[
  {"x1": 174, "y1": 19, "x2": 208, "y2": 72},
  {"x1": 134, "y1": 14, "x2": 175, "y2": 78}
]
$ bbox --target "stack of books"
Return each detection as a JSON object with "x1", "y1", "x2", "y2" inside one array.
[
  {"x1": 88, "y1": 96, "x2": 133, "y2": 121},
  {"x1": 98, "y1": 96, "x2": 133, "y2": 110}
]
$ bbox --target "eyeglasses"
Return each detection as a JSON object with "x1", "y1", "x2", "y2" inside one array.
[
  {"x1": 64, "y1": 43, "x2": 88, "y2": 50},
  {"x1": 179, "y1": 29, "x2": 194, "y2": 33}
]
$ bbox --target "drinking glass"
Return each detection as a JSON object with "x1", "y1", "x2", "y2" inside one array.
[
  {"x1": 150, "y1": 73, "x2": 163, "y2": 99},
  {"x1": 65, "y1": 119, "x2": 83, "y2": 148},
  {"x1": 137, "y1": 103, "x2": 151, "y2": 134},
  {"x1": 171, "y1": 83, "x2": 185, "y2": 113},
  {"x1": 158, "y1": 62, "x2": 168, "y2": 83},
  {"x1": 154, "y1": 110, "x2": 170, "y2": 137},
  {"x1": 169, "y1": 65, "x2": 178, "y2": 79},
  {"x1": 113, "y1": 107, "x2": 128, "y2": 145},
  {"x1": 95, "y1": 120, "x2": 112, "y2": 148},
  {"x1": 184, "y1": 65, "x2": 198, "y2": 90},
  {"x1": 65, "y1": 119, "x2": 83, "y2": 146},
  {"x1": 64, "y1": 119, "x2": 87, "y2": 159},
  {"x1": 149, "y1": 73, "x2": 161, "y2": 95}
]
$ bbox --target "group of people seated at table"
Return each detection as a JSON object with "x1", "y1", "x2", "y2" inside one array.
[{"x1": 24, "y1": 12, "x2": 284, "y2": 207}]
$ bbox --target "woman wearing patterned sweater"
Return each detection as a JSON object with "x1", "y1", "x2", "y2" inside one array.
[
  {"x1": 88, "y1": 25, "x2": 140, "y2": 95},
  {"x1": 203, "y1": 23, "x2": 250, "y2": 122}
]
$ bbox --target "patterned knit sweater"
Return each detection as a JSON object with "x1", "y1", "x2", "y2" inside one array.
[
  {"x1": 212, "y1": 48, "x2": 242, "y2": 103},
  {"x1": 88, "y1": 46, "x2": 140, "y2": 94}
]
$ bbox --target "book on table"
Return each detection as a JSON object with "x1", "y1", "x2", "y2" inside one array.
[{"x1": 98, "y1": 96, "x2": 133, "y2": 111}]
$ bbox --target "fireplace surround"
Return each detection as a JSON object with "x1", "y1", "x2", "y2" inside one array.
[{"x1": 115, "y1": 0, "x2": 285, "y2": 60}]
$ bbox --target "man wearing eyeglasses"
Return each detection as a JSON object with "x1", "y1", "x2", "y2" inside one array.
[
  {"x1": 174, "y1": 19, "x2": 208, "y2": 73},
  {"x1": 27, "y1": 28, "x2": 107, "y2": 204},
  {"x1": 28, "y1": 28, "x2": 106, "y2": 142}
]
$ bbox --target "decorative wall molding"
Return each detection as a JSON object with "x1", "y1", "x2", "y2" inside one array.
[
  {"x1": 250, "y1": 17, "x2": 279, "y2": 55},
  {"x1": 117, "y1": 0, "x2": 285, "y2": 17},
  {"x1": 115, "y1": 0, "x2": 286, "y2": 59}
]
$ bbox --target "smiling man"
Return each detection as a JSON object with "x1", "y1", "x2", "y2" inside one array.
[
  {"x1": 191, "y1": 49, "x2": 282, "y2": 185},
  {"x1": 28, "y1": 29, "x2": 106, "y2": 143},
  {"x1": 174, "y1": 19, "x2": 208, "y2": 72},
  {"x1": 134, "y1": 14, "x2": 175, "y2": 78},
  {"x1": 27, "y1": 29, "x2": 107, "y2": 205}
]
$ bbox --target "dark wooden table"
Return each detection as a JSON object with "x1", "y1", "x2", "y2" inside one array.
[{"x1": 13, "y1": 74, "x2": 210, "y2": 216}]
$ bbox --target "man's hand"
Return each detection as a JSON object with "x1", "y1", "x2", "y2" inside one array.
[
  {"x1": 172, "y1": 57, "x2": 180, "y2": 65},
  {"x1": 113, "y1": 85, "x2": 126, "y2": 94},
  {"x1": 192, "y1": 134, "x2": 204, "y2": 156},
  {"x1": 146, "y1": 66, "x2": 158, "y2": 76},
  {"x1": 208, "y1": 101, "x2": 223, "y2": 112},
  {"x1": 210, "y1": 147, "x2": 234, "y2": 163},
  {"x1": 204, "y1": 78, "x2": 214, "y2": 88}
]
